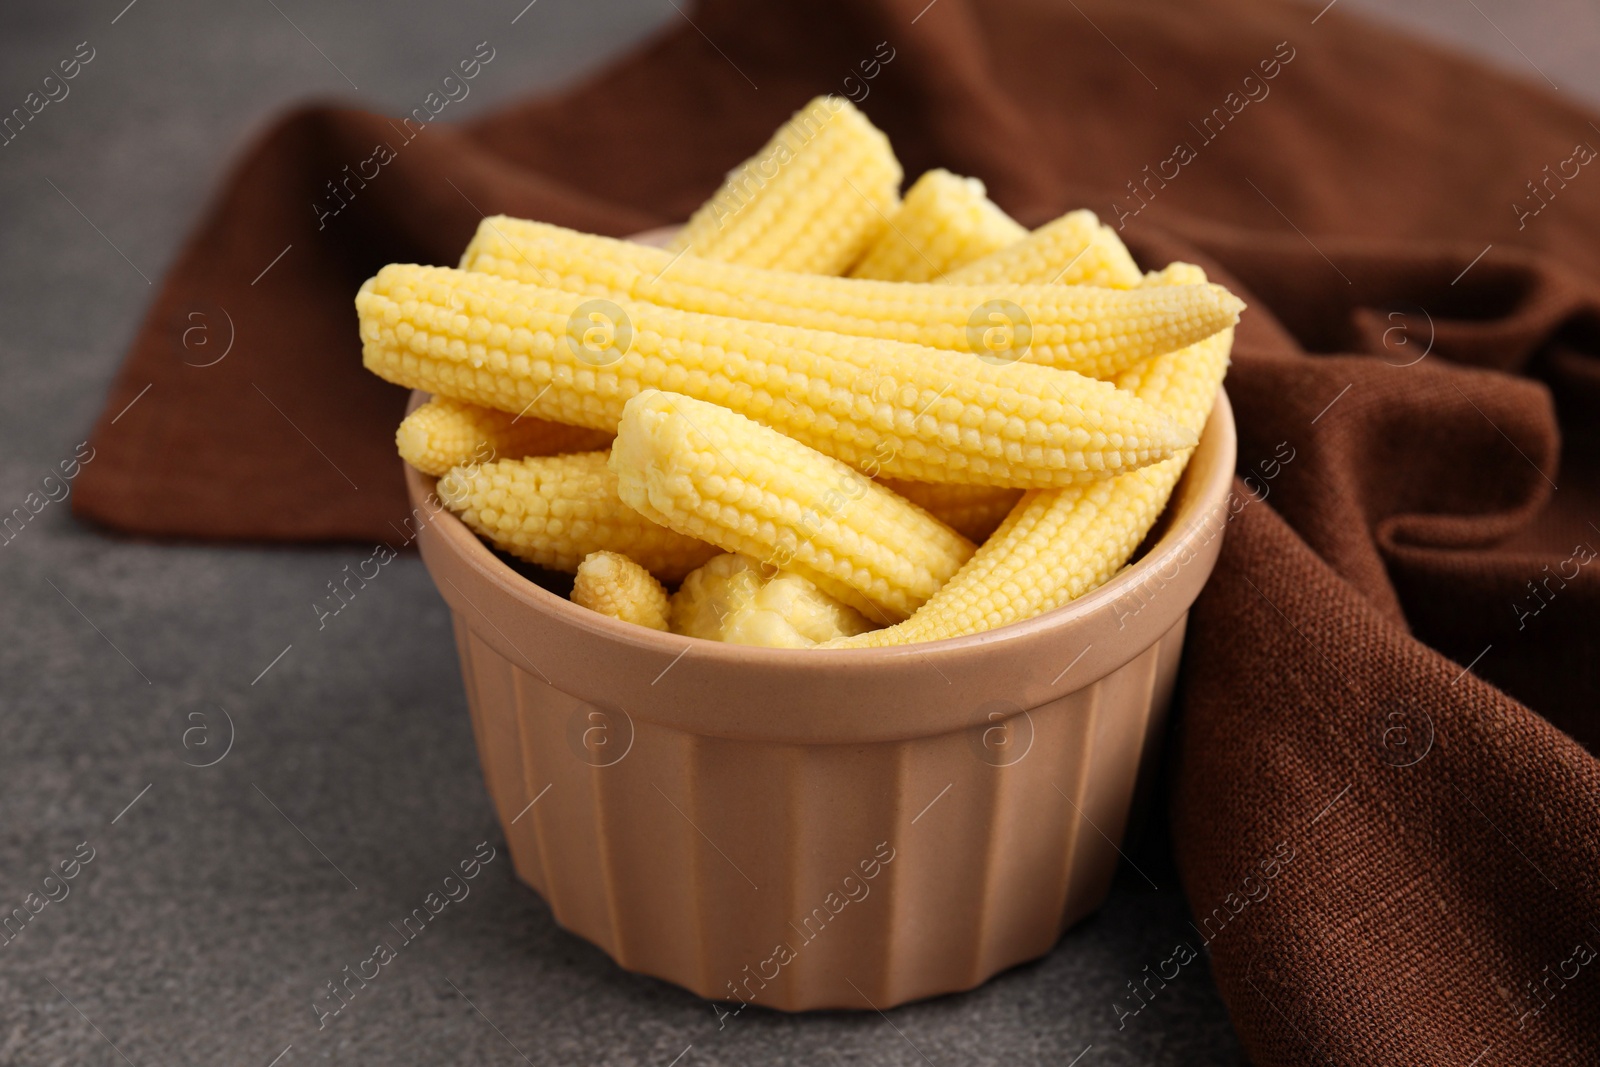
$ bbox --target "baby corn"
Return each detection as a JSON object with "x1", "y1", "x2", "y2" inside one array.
[
  {"x1": 459, "y1": 217, "x2": 1242, "y2": 379},
  {"x1": 829, "y1": 263, "x2": 1231, "y2": 647},
  {"x1": 357, "y1": 264, "x2": 1195, "y2": 488},
  {"x1": 849, "y1": 169, "x2": 1027, "y2": 282},
  {"x1": 397, "y1": 395, "x2": 612, "y2": 477},
  {"x1": 667, "y1": 96, "x2": 901, "y2": 274},
  {"x1": 944, "y1": 209, "x2": 1144, "y2": 289},
  {"x1": 877, "y1": 479, "x2": 1023, "y2": 542},
  {"x1": 437, "y1": 451, "x2": 716, "y2": 582},
  {"x1": 571, "y1": 550, "x2": 670, "y2": 630},
  {"x1": 670, "y1": 552, "x2": 875, "y2": 648},
  {"x1": 610, "y1": 391, "x2": 975, "y2": 621}
]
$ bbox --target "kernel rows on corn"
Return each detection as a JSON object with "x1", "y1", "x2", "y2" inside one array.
[{"x1": 363, "y1": 95, "x2": 1238, "y2": 648}]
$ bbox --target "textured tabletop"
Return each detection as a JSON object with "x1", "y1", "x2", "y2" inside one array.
[{"x1": 1, "y1": 1, "x2": 1590, "y2": 1064}]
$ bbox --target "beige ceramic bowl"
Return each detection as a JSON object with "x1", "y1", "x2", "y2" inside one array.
[{"x1": 404, "y1": 229, "x2": 1237, "y2": 1010}]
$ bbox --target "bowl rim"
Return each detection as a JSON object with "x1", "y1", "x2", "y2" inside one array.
[{"x1": 405, "y1": 390, "x2": 1237, "y2": 667}]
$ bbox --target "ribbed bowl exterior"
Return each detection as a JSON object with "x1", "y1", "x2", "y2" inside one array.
[
  {"x1": 407, "y1": 390, "x2": 1235, "y2": 1012},
  {"x1": 455, "y1": 613, "x2": 1184, "y2": 1009}
]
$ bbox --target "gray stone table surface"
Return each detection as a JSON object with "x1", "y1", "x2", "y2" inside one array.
[{"x1": 0, "y1": 2, "x2": 1592, "y2": 1065}]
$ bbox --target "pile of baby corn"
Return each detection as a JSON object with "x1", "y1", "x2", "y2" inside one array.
[{"x1": 358, "y1": 96, "x2": 1241, "y2": 649}]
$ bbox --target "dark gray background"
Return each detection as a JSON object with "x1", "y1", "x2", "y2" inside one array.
[{"x1": 1, "y1": 2, "x2": 1592, "y2": 1065}]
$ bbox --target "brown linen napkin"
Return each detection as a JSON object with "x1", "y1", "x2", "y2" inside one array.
[{"x1": 73, "y1": 0, "x2": 1600, "y2": 1061}]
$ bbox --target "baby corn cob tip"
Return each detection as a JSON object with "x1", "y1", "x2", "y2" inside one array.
[
  {"x1": 436, "y1": 451, "x2": 716, "y2": 582},
  {"x1": 610, "y1": 390, "x2": 975, "y2": 622},
  {"x1": 668, "y1": 96, "x2": 902, "y2": 275},
  {"x1": 459, "y1": 217, "x2": 1243, "y2": 380},
  {"x1": 571, "y1": 550, "x2": 671, "y2": 630},
  {"x1": 357, "y1": 263, "x2": 1197, "y2": 488},
  {"x1": 849, "y1": 169, "x2": 1027, "y2": 282},
  {"x1": 670, "y1": 552, "x2": 875, "y2": 648},
  {"x1": 397, "y1": 395, "x2": 612, "y2": 477}
]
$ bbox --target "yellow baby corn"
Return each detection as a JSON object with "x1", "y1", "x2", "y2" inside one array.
[
  {"x1": 671, "y1": 150, "x2": 1021, "y2": 557},
  {"x1": 459, "y1": 217, "x2": 1242, "y2": 379},
  {"x1": 944, "y1": 209, "x2": 1144, "y2": 289},
  {"x1": 610, "y1": 391, "x2": 975, "y2": 621},
  {"x1": 396, "y1": 396, "x2": 612, "y2": 477},
  {"x1": 848, "y1": 169, "x2": 1027, "y2": 282},
  {"x1": 1109, "y1": 264, "x2": 1224, "y2": 435},
  {"x1": 877, "y1": 479, "x2": 1023, "y2": 543},
  {"x1": 357, "y1": 264, "x2": 1195, "y2": 488},
  {"x1": 830, "y1": 264, "x2": 1232, "y2": 647},
  {"x1": 571, "y1": 550, "x2": 670, "y2": 630},
  {"x1": 667, "y1": 96, "x2": 901, "y2": 274},
  {"x1": 685, "y1": 152, "x2": 1014, "y2": 552},
  {"x1": 436, "y1": 451, "x2": 716, "y2": 582},
  {"x1": 670, "y1": 552, "x2": 875, "y2": 648},
  {"x1": 1141, "y1": 262, "x2": 1207, "y2": 288}
]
